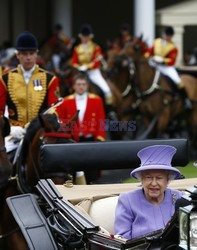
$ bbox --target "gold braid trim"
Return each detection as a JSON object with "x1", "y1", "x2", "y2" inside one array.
[
  {"x1": 154, "y1": 38, "x2": 176, "y2": 57},
  {"x1": 88, "y1": 93, "x2": 99, "y2": 98},
  {"x1": 8, "y1": 65, "x2": 47, "y2": 123},
  {"x1": 9, "y1": 119, "x2": 26, "y2": 127},
  {"x1": 76, "y1": 41, "x2": 96, "y2": 65},
  {"x1": 48, "y1": 75, "x2": 56, "y2": 88},
  {"x1": 65, "y1": 94, "x2": 75, "y2": 100}
]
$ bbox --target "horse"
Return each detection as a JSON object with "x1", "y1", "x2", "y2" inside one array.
[
  {"x1": 178, "y1": 71, "x2": 197, "y2": 150},
  {"x1": 118, "y1": 40, "x2": 186, "y2": 139},
  {"x1": 104, "y1": 48, "x2": 146, "y2": 140},
  {"x1": 0, "y1": 116, "x2": 12, "y2": 189},
  {"x1": 0, "y1": 113, "x2": 79, "y2": 249},
  {"x1": 106, "y1": 49, "x2": 138, "y2": 119},
  {"x1": 39, "y1": 35, "x2": 72, "y2": 74},
  {"x1": 17, "y1": 113, "x2": 79, "y2": 193},
  {"x1": 0, "y1": 116, "x2": 26, "y2": 250}
]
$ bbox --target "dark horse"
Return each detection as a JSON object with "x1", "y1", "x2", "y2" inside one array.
[
  {"x1": 119, "y1": 40, "x2": 186, "y2": 139},
  {"x1": 0, "y1": 113, "x2": 77, "y2": 249},
  {"x1": 0, "y1": 116, "x2": 12, "y2": 189}
]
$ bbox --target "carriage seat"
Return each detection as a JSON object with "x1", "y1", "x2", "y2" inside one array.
[
  {"x1": 76, "y1": 195, "x2": 119, "y2": 235},
  {"x1": 89, "y1": 196, "x2": 119, "y2": 235}
]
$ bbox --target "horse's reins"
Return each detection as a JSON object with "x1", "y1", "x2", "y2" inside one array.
[
  {"x1": 139, "y1": 70, "x2": 160, "y2": 97},
  {"x1": 0, "y1": 227, "x2": 20, "y2": 240},
  {"x1": 130, "y1": 61, "x2": 181, "y2": 138},
  {"x1": 121, "y1": 58, "x2": 135, "y2": 97}
]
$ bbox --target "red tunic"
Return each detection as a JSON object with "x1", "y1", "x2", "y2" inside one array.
[{"x1": 55, "y1": 93, "x2": 106, "y2": 142}]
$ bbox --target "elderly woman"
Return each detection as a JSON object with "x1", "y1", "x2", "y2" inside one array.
[{"x1": 114, "y1": 145, "x2": 183, "y2": 240}]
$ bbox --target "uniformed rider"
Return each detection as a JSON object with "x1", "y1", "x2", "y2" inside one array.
[{"x1": 0, "y1": 31, "x2": 60, "y2": 153}]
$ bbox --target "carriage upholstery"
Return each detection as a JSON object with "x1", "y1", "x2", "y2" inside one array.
[{"x1": 40, "y1": 139, "x2": 189, "y2": 173}]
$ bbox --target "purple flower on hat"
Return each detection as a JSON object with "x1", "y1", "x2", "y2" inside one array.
[{"x1": 130, "y1": 145, "x2": 181, "y2": 180}]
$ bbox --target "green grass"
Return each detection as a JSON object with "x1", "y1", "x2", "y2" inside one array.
[
  {"x1": 177, "y1": 162, "x2": 197, "y2": 178},
  {"x1": 123, "y1": 162, "x2": 197, "y2": 183}
]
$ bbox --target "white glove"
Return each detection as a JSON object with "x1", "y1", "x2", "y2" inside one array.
[
  {"x1": 152, "y1": 56, "x2": 164, "y2": 64},
  {"x1": 78, "y1": 65, "x2": 88, "y2": 72},
  {"x1": 10, "y1": 126, "x2": 26, "y2": 140}
]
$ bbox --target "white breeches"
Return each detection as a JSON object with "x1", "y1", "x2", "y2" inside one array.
[
  {"x1": 87, "y1": 69, "x2": 112, "y2": 98},
  {"x1": 156, "y1": 65, "x2": 181, "y2": 84},
  {"x1": 52, "y1": 54, "x2": 61, "y2": 69},
  {"x1": 4, "y1": 106, "x2": 9, "y2": 118}
]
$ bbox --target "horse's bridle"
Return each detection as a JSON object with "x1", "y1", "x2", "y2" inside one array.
[
  {"x1": 120, "y1": 57, "x2": 136, "y2": 97},
  {"x1": 136, "y1": 70, "x2": 161, "y2": 98}
]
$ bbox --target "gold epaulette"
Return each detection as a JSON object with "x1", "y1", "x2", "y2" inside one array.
[
  {"x1": 88, "y1": 93, "x2": 99, "y2": 98},
  {"x1": 65, "y1": 94, "x2": 75, "y2": 100},
  {"x1": 96, "y1": 136, "x2": 105, "y2": 141}
]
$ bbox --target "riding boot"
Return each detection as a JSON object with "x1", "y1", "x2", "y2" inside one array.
[
  {"x1": 8, "y1": 149, "x2": 17, "y2": 163},
  {"x1": 177, "y1": 83, "x2": 193, "y2": 110}
]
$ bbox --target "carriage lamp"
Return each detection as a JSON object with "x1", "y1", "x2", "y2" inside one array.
[{"x1": 179, "y1": 186, "x2": 197, "y2": 250}]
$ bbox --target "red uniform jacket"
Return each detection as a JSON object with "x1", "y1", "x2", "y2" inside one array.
[
  {"x1": 0, "y1": 65, "x2": 59, "y2": 126},
  {"x1": 72, "y1": 41, "x2": 103, "y2": 69},
  {"x1": 55, "y1": 93, "x2": 106, "y2": 142},
  {"x1": 145, "y1": 38, "x2": 178, "y2": 66}
]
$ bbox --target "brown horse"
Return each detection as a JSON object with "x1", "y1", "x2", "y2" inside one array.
[
  {"x1": 179, "y1": 72, "x2": 197, "y2": 149},
  {"x1": 17, "y1": 113, "x2": 78, "y2": 193},
  {"x1": 106, "y1": 49, "x2": 138, "y2": 121},
  {"x1": 119, "y1": 41, "x2": 186, "y2": 139},
  {"x1": 0, "y1": 113, "x2": 78, "y2": 249}
]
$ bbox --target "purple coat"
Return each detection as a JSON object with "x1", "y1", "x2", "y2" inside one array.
[{"x1": 114, "y1": 188, "x2": 182, "y2": 239}]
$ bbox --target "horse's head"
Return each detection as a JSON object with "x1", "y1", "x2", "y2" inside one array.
[
  {"x1": 18, "y1": 113, "x2": 78, "y2": 191},
  {"x1": 120, "y1": 36, "x2": 148, "y2": 60},
  {"x1": 0, "y1": 116, "x2": 12, "y2": 188}
]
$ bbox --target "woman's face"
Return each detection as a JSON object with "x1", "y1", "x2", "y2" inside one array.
[{"x1": 141, "y1": 169, "x2": 169, "y2": 204}]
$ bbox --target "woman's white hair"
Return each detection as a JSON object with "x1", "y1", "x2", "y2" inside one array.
[{"x1": 137, "y1": 170, "x2": 177, "y2": 181}]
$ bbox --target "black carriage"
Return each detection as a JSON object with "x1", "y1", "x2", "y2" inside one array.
[{"x1": 6, "y1": 139, "x2": 197, "y2": 249}]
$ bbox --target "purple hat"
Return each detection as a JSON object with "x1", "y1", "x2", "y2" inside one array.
[{"x1": 130, "y1": 145, "x2": 181, "y2": 180}]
